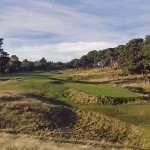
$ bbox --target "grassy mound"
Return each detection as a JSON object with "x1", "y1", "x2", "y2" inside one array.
[
  {"x1": 0, "y1": 92, "x2": 149, "y2": 149},
  {"x1": 64, "y1": 89, "x2": 139, "y2": 105},
  {"x1": 0, "y1": 101, "x2": 76, "y2": 132},
  {"x1": 73, "y1": 110, "x2": 149, "y2": 149}
]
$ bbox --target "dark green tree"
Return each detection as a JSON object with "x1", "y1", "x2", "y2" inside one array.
[
  {"x1": 72, "y1": 59, "x2": 81, "y2": 69},
  {"x1": 21, "y1": 59, "x2": 33, "y2": 71},
  {"x1": 118, "y1": 38, "x2": 144, "y2": 74},
  {"x1": 87, "y1": 50, "x2": 98, "y2": 68},
  {"x1": 0, "y1": 38, "x2": 9, "y2": 73},
  {"x1": 9, "y1": 55, "x2": 21, "y2": 72},
  {"x1": 141, "y1": 35, "x2": 150, "y2": 83},
  {"x1": 39, "y1": 57, "x2": 48, "y2": 70},
  {"x1": 80, "y1": 55, "x2": 89, "y2": 69}
]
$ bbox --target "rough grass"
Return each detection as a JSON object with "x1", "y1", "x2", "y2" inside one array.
[
  {"x1": 64, "y1": 88, "x2": 139, "y2": 105},
  {"x1": 62, "y1": 67, "x2": 122, "y2": 81},
  {"x1": 0, "y1": 92, "x2": 149, "y2": 149},
  {"x1": 0, "y1": 96, "x2": 76, "y2": 131},
  {"x1": 0, "y1": 133, "x2": 140, "y2": 150},
  {"x1": 63, "y1": 68, "x2": 150, "y2": 93}
]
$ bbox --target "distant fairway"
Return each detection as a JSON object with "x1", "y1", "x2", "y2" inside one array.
[
  {"x1": 0, "y1": 70, "x2": 149, "y2": 130},
  {"x1": 0, "y1": 70, "x2": 139, "y2": 98},
  {"x1": 66, "y1": 83, "x2": 139, "y2": 98}
]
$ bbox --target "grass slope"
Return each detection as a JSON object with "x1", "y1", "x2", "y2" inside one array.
[
  {"x1": 96, "y1": 104, "x2": 150, "y2": 130},
  {"x1": 0, "y1": 93, "x2": 149, "y2": 149}
]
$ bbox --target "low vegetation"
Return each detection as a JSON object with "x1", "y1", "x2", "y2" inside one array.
[
  {"x1": 0, "y1": 133, "x2": 142, "y2": 150},
  {"x1": 63, "y1": 68, "x2": 150, "y2": 95},
  {"x1": 0, "y1": 69, "x2": 150, "y2": 149},
  {"x1": 64, "y1": 88, "x2": 139, "y2": 104},
  {"x1": 0, "y1": 92, "x2": 149, "y2": 149}
]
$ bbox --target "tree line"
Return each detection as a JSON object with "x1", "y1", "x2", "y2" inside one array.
[
  {"x1": 0, "y1": 54, "x2": 66, "y2": 73},
  {"x1": 0, "y1": 36, "x2": 150, "y2": 82},
  {"x1": 68, "y1": 35, "x2": 150, "y2": 83}
]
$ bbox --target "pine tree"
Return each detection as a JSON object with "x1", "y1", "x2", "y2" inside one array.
[{"x1": 0, "y1": 38, "x2": 9, "y2": 73}]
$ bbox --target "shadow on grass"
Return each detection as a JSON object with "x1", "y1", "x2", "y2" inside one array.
[
  {"x1": 0, "y1": 96, "x2": 22, "y2": 101},
  {"x1": 51, "y1": 80, "x2": 64, "y2": 84},
  {"x1": 124, "y1": 86, "x2": 150, "y2": 95},
  {"x1": 46, "y1": 106, "x2": 77, "y2": 128},
  {"x1": 46, "y1": 76, "x2": 140, "y2": 85},
  {"x1": 5, "y1": 70, "x2": 64, "y2": 78},
  {"x1": 47, "y1": 77, "x2": 150, "y2": 96},
  {"x1": 0, "y1": 78, "x2": 11, "y2": 81},
  {"x1": 1, "y1": 69, "x2": 145, "y2": 85},
  {"x1": 23, "y1": 93, "x2": 72, "y2": 108}
]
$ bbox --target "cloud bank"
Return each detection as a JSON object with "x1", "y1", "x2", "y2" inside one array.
[
  {"x1": 14, "y1": 41, "x2": 117, "y2": 62},
  {"x1": 1, "y1": 0, "x2": 150, "y2": 61}
]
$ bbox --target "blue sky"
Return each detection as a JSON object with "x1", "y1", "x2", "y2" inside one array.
[{"x1": 1, "y1": 0, "x2": 150, "y2": 62}]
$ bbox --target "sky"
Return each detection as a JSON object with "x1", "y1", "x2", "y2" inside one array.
[{"x1": 1, "y1": 0, "x2": 150, "y2": 62}]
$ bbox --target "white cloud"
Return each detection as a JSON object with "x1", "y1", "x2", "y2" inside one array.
[
  {"x1": 0, "y1": 0, "x2": 126, "y2": 42},
  {"x1": 1, "y1": 0, "x2": 150, "y2": 62},
  {"x1": 12, "y1": 41, "x2": 117, "y2": 62}
]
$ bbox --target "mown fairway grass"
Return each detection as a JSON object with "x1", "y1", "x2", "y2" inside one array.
[
  {"x1": 66, "y1": 83, "x2": 139, "y2": 97},
  {"x1": 0, "y1": 70, "x2": 139, "y2": 98},
  {"x1": 0, "y1": 70, "x2": 149, "y2": 131},
  {"x1": 89, "y1": 104, "x2": 150, "y2": 130}
]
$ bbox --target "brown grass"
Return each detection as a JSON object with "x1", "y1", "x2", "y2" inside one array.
[
  {"x1": 0, "y1": 133, "x2": 139, "y2": 150},
  {"x1": 0, "y1": 92, "x2": 149, "y2": 149},
  {"x1": 66, "y1": 68, "x2": 122, "y2": 81},
  {"x1": 64, "y1": 88, "x2": 140, "y2": 104}
]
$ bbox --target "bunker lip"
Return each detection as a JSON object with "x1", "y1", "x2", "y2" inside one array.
[{"x1": 64, "y1": 88, "x2": 141, "y2": 105}]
